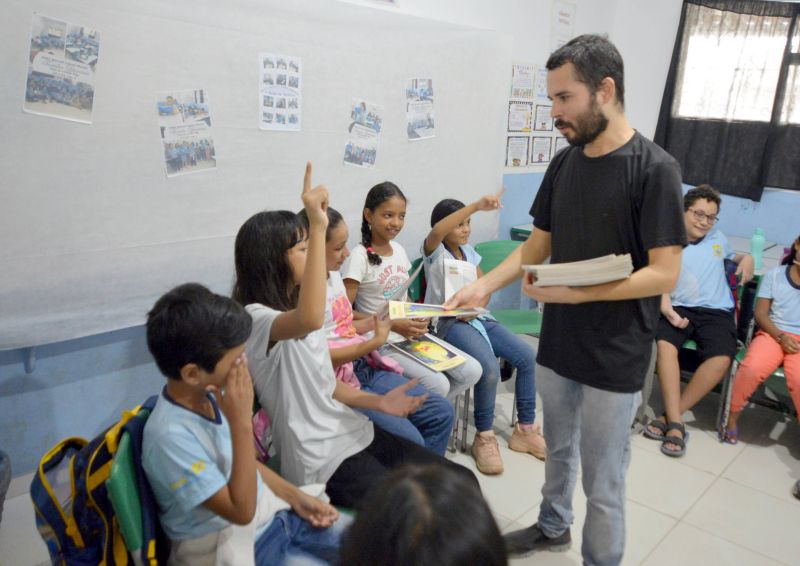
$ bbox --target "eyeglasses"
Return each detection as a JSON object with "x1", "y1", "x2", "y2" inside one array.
[{"x1": 688, "y1": 208, "x2": 719, "y2": 225}]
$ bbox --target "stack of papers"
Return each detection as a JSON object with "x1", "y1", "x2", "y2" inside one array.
[{"x1": 523, "y1": 254, "x2": 633, "y2": 287}]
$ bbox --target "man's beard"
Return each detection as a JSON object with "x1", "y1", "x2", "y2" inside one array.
[{"x1": 555, "y1": 96, "x2": 609, "y2": 147}]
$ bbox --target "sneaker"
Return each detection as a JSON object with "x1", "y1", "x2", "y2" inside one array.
[
  {"x1": 508, "y1": 423, "x2": 546, "y2": 461},
  {"x1": 504, "y1": 523, "x2": 571, "y2": 557},
  {"x1": 793, "y1": 480, "x2": 800, "y2": 500},
  {"x1": 471, "y1": 433, "x2": 504, "y2": 475}
]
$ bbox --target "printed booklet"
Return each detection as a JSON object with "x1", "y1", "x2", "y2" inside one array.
[
  {"x1": 387, "y1": 301, "x2": 488, "y2": 320},
  {"x1": 523, "y1": 254, "x2": 633, "y2": 287},
  {"x1": 389, "y1": 335, "x2": 465, "y2": 372}
]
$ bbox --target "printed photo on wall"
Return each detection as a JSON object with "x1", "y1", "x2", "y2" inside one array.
[
  {"x1": 23, "y1": 14, "x2": 100, "y2": 124},
  {"x1": 507, "y1": 102, "x2": 532, "y2": 133},
  {"x1": 510, "y1": 63, "x2": 535, "y2": 100},
  {"x1": 505, "y1": 136, "x2": 529, "y2": 167},
  {"x1": 531, "y1": 136, "x2": 552, "y2": 164},
  {"x1": 344, "y1": 99, "x2": 383, "y2": 168},
  {"x1": 157, "y1": 89, "x2": 217, "y2": 178},
  {"x1": 554, "y1": 135, "x2": 570, "y2": 154},
  {"x1": 259, "y1": 53, "x2": 301, "y2": 131},
  {"x1": 406, "y1": 78, "x2": 435, "y2": 140},
  {"x1": 533, "y1": 104, "x2": 553, "y2": 131}
]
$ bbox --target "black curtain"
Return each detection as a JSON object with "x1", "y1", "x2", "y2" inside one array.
[{"x1": 654, "y1": 0, "x2": 800, "y2": 201}]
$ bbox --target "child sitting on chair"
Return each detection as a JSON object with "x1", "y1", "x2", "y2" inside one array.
[
  {"x1": 723, "y1": 234, "x2": 800, "y2": 443},
  {"x1": 142, "y1": 283, "x2": 346, "y2": 566},
  {"x1": 646, "y1": 185, "x2": 754, "y2": 457}
]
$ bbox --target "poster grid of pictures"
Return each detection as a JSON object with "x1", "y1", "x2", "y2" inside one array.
[
  {"x1": 24, "y1": 14, "x2": 100, "y2": 124},
  {"x1": 259, "y1": 53, "x2": 301, "y2": 131},
  {"x1": 344, "y1": 99, "x2": 383, "y2": 168},
  {"x1": 406, "y1": 78, "x2": 435, "y2": 140},
  {"x1": 505, "y1": 62, "x2": 567, "y2": 169},
  {"x1": 157, "y1": 89, "x2": 217, "y2": 178}
]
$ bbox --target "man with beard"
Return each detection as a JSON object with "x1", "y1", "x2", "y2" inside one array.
[{"x1": 445, "y1": 35, "x2": 687, "y2": 565}]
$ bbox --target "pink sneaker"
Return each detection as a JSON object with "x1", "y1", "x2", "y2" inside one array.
[
  {"x1": 471, "y1": 433, "x2": 504, "y2": 475},
  {"x1": 508, "y1": 423, "x2": 546, "y2": 460}
]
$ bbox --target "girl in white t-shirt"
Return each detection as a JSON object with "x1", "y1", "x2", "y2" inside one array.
[
  {"x1": 341, "y1": 181, "x2": 481, "y2": 400},
  {"x1": 723, "y1": 235, "x2": 800, "y2": 443},
  {"x1": 233, "y1": 163, "x2": 477, "y2": 508}
]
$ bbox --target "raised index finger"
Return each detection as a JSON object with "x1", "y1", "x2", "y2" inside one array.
[
  {"x1": 496, "y1": 186, "x2": 506, "y2": 199},
  {"x1": 303, "y1": 161, "x2": 312, "y2": 194}
]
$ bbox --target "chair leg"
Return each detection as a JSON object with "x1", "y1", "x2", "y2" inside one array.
[
  {"x1": 717, "y1": 358, "x2": 738, "y2": 441},
  {"x1": 460, "y1": 388, "x2": 470, "y2": 453}
]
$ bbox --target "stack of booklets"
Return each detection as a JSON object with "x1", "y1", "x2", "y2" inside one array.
[{"x1": 523, "y1": 254, "x2": 633, "y2": 286}]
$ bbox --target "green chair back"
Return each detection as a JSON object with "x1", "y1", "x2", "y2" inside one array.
[
  {"x1": 108, "y1": 423, "x2": 145, "y2": 553},
  {"x1": 408, "y1": 257, "x2": 424, "y2": 302},
  {"x1": 475, "y1": 240, "x2": 522, "y2": 273}
]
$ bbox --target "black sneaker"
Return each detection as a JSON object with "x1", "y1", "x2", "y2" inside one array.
[
  {"x1": 504, "y1": 523, "x2": 571, "y2": 556},
  {"x1": 793, "y1": 480, "x2": 800, "y2": 500}
]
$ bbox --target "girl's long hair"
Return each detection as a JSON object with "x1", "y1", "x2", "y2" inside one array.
[
  {"x1": 782, "y1": 234, "x2": 800, "y2": 266},
  {"x1": 233, "y1": 210, "x2": 305, "y2": 311},
  {"x1": 361, "y1": 181, "x2": 406, "y2": 266}
]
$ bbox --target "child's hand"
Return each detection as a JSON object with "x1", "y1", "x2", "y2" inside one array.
[
  {"x1": 476, "y1": 187, "x2": 504, "y2": 212},
  {"x1": 378, "y1": 379, "x2": 428, "y2": 417},
  {"x1": 291, "y1": 491, "x2": 339, "y2": 528},
  {"x1": 736, "y1": 255, "x2": 755, "y2": 285},
  {"x1": 208, "y1": 354, "x2": 254, "y2": 430},
  {"x1": 392, "y1": 318, "x2": 428, "y2": 339},
  {"x1": 665, "y1": 310, "x2": 690, "y2": 329},
  {"x1": 778, "y1": 333, "x2": 799, "y2": 354},
  {"x1": 301, "y1": 161, "x2": 329, "y2": 229},
  {"x1": 373, "y1": 314, "x2": 391, "y2": 344}
]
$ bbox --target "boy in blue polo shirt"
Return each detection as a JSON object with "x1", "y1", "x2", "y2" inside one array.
[
  {"x1": 142, "y1": 283, "x2": 348, "y2": 565},
  {"x1": 646, "y1": 185, "x2": 754, "y2": 457}
]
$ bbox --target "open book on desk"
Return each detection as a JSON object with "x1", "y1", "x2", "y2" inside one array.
[
  {"x1": 388, "y1": 301, "x2": 488, "y2": 320},
  {"x1": 523, "y1": 254, "x2": 633, "y2": 287}
]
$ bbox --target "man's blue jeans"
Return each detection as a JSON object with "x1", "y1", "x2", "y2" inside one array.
[
  {"x1": 353, "y1": 359, "x2": 455, "y2": 456},
  {"x1": 443, "y1": 319, "x2": 536, "y2": 431},
  {"x1": 255, "y1": 509, "x2": 352, "y2": 565},
  {"x1": 536, "y1": 365, "x2": 641, "y2": 566}
]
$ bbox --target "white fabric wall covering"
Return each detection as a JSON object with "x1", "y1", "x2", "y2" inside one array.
[{"x1": 0, "y1": 0, "x2": 511, "y2": 349}]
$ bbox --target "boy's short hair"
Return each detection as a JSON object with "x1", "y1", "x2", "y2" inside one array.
[
  {"x1": 146, "y1": 283, "x2": 252, "y2": 380},
  {"x1": 684, "y1": 184, "x2": 722, "y2": 211}
]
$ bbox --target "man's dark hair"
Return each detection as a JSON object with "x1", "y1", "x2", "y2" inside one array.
[
  {"x1": 339, "y1": 465, "x2": 506, "y2": 566},
  {"x1": 684, "y1": 184, "x2": 722, "y2": 211},
  {"x1": 546, "y1": 34, "x2": 625, "y2": 107},
  {"x1": 146, "y1": 283, "x2": 252, "y2": 380}
]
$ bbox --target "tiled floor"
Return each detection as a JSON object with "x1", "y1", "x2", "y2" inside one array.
[{"x1": 2, "y1": 337, "x2": 798, "y2": 566}]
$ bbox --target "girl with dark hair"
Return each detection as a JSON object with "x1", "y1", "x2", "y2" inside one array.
[
  {"x1": 341, "y1": 182, "x2": 481, "y2": 400},
  {"x1": 339, "y1": 465, "x2": 507, "y2": 566},
  {"x1": 317, "y1": 207, "x2": 454, "y2": 456},
  {"x1": 234, "y1": 163, "x2": 478, "y2": 509},
  {"x1": 723, "y1": 234, "x2": 800, "y2": 443},
  {"x1": 422, "y1": 194, "x2": 545, "y2": 475}
]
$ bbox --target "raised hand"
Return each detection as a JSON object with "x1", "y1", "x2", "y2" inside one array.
[
  {"x1": 477, "y1": 187, "x2": 505, "y2": 212},
  {"x1": 373, "y1": 313, "x2": 392, "y2": 344},
  {"x1": 378, "y1": 379, "x2": 428, "y2": 417},
  {"x1": 301, "y1": 161, "x2": 329, "y2": 230}
]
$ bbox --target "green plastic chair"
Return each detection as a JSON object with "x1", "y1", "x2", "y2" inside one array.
[
  {"x1": 474, "y1": 240, "x2": 542, "y2": 336},
  {"x1": 408, "y1": 257, "x2": 424, "y2": 302}
]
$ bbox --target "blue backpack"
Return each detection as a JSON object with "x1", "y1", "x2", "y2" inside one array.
[{"x1": 30, "y1": 396, "x2": 168, "y2": 565}]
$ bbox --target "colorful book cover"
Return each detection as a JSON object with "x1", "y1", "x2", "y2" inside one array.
[{"x1": 389, "y1": 337, "x2": 465, "y2": 372}]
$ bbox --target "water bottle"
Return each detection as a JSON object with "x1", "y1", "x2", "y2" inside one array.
[{"x1": 751, "y1": 227, "x2": 765, "y2": 271}]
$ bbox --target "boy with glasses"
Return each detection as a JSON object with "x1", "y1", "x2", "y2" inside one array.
[{"x1": 646, "y1": 184, "x2": 754, "y2": 457}]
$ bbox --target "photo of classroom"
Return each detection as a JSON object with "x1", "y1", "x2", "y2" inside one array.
[{"x1": 1, "y1": 2, "x2": 799, "y2": 566}]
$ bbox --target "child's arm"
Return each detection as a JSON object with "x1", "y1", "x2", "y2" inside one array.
[
  {"x1": 270, "y1": 162, "x2": 330, "y2": 342},
  {"x1": 333, "y1": 379, "x2": 427, "y2": 417},
  {"x1": 256, "y1": 462, "x2": 339, "y2": 528},
  {"x1": 423, "y1": 191, "x2": 503, "y2": 257},
  {"x1": 732, "y1": 253, "x2": 755, "y2": 284},
  {"x1": 329, "y1": 315, "x2": 390, "y2": 368},
  {"x1": 202, "y1": 356, "x2": 258, "y2": 525},
  {"x1": 754, "y1": 297, "x2": 799, "y2": 354},
  {"x1": 660, "y1": 293, "x2": 689, "y2": 329}
]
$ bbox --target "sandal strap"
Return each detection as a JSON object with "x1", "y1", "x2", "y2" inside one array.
[
  {"x1": 662, "y1": 434, "x2": 686, "y2": 449},
  {"x1": 664, "y1": 422, "x2": 686, "y2": 436}
]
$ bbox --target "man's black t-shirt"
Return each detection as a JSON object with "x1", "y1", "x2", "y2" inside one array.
[{"x1": 530, "y1": 132, "x2": 687, "y2": 393}]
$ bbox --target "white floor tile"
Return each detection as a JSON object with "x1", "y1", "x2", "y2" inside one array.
[
  {"x1": 0, "y1": 493, "x2": 50, "y2": 566},
  {"x1": 721, "y1": 432, "x2": 800, "y2": 504},
  {"x1": 683, "y1": 478, "x2": 800, "y2": 564},
  {"x1": 625, "y1": 444, "x2": 717, "y2": 519},
  {"x1": 642, "y1": 522, "x2": 785, "y2": 566},
  {"x1": 6, "y1": 471, "x2": 35, "y2": 500}
]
